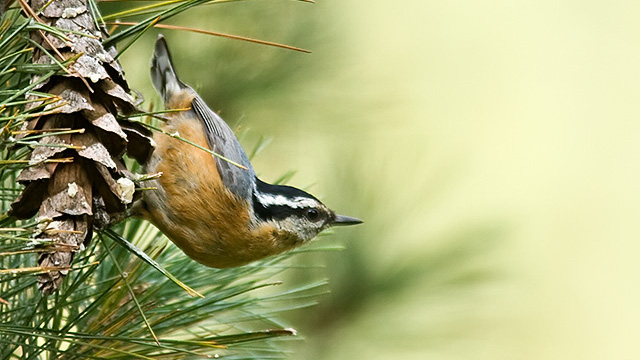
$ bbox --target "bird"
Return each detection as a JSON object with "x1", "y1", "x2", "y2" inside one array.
[{"x1": 135, "y1": 35, "x2": 362, "y2": 268}]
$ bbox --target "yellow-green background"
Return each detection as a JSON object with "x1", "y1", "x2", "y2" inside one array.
[{"x1": 116, "y1": 1, "x2": 640, "y2": 359}]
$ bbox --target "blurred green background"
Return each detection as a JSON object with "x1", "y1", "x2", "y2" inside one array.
[{"x1": 113, "y1": 0, "x2": 640, "y2": 359}]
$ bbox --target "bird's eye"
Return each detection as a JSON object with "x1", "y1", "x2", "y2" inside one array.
[{"x1": 305, "y1": 208, "x2": 321, "y2": 222}]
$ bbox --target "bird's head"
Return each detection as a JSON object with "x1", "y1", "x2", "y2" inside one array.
[{"x1": 252, "y1": 178, "x2": 362, "y2": 243}]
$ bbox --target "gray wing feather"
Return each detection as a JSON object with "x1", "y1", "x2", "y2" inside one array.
[
  {"x1": 192, "y1": 95, "x2": 223, "y2": 138},
  {"x1": 191, "y1": 95, "x2": 256, "y2": 201}
]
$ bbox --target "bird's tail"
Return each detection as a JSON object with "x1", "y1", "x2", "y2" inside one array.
[{"x1": 150, "y1": 34, "x2": 187, "y2": 107}]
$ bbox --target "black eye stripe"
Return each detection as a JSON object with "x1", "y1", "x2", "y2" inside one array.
[
  {"x1": 253, "y1": 200, "x2": 325, "y2": 222},
  {"x1": 253, "y1": 203, "x2": 291, "y2": 221},
  {"x1": 253, "y1": 200, "x2": 308, "y2": 221},
  {"x1": 253, "y1": 177, "x2": 327, "y2": 222}
]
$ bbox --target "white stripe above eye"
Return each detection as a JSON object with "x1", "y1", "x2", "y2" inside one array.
[{"x1": 254, "y1": 192, "x2": 318, "y2": 209}]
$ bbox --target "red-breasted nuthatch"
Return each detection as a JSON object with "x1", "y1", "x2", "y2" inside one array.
[{"x1": 136, "y1": 35, "x2": 362, "y2": 268}]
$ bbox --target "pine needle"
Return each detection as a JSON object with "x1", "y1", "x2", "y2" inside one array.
[
  {"x1": 108, "y1": 22, "x2": 311, "y2": 53},
  {"x1": 130, "y1": 118, "x2": 249, "y2": 170},
  {"x1": 103, "y1": 228, "x2": 205, "y2": 298},
  {"x1": 100, "y1": 235, "x2": 160, "y2": 345}
]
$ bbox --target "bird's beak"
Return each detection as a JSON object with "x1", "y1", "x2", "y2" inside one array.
[{"x1": 332, "y1": 214, "x2": 363, "y2": 226}]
